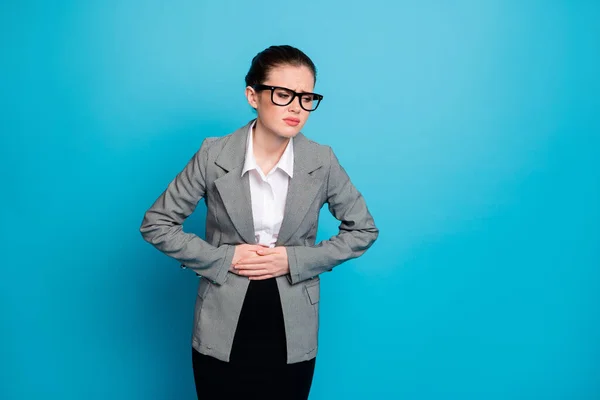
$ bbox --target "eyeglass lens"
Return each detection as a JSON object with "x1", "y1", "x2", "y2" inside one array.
[{"x1": 272, "y1": 88, "x2": 319, "y2": 111}]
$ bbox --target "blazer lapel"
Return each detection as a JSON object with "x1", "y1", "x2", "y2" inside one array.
[
  {"x1": 214, "y1": 121, "x2": 256, "y2": 244},
  {"x1": 276, "y1": 132, "x2": 324, "y2": 246}
]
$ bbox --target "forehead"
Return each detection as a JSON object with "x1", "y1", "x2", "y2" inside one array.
[{"x1": 265, "y1": 64, "x2": 315, "y2": 92}]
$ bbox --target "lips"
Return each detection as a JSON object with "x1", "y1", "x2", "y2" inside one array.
[{"x1": 283, "y1": 118, "x2": 300, "y2": 126}]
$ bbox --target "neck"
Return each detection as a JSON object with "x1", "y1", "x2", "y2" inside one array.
[{"x1": 253, "y1": 118, "x2": 290, "y2": 162}]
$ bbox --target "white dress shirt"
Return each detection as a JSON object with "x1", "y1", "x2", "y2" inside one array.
[{"x1": 241, "y1": 121, "x2": 294, "y2": 248}]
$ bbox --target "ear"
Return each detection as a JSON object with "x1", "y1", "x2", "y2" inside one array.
[{"x1": 245, "y1": 86, "x2": 258, "y2": 110}]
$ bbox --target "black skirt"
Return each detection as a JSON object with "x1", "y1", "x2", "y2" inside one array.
[{"x1": 192, "y1": 279, "x2": 316, "y2": 399}]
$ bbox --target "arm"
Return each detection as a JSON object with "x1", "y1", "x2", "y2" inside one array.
[
  {"x1": 286, "y1": 147, "x2": 379, "y2": 285},
  {"x1": 139, "y1": 138, "x2": 234, "y2": 285}
]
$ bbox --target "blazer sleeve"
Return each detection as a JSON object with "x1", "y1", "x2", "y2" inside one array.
[
  {"x1": 139, "y1": 138, "x2": 235, "y2": 285},
  {"x1": 285, "y1": 146, "x2": 379, "y2": 285}
]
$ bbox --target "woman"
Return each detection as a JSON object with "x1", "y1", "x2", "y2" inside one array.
[{"x1": 140, "y1": 45, "x2": 379, "y2": 399}]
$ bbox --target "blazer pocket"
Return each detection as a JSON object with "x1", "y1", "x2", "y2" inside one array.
[
  {"x1": 305, "y1": 280, "x2": 320, "y2": 305},
  {"x1": 197, "y1": 277, "x2": 212, "y2": 299},
  {"x1": 193, "y1": 277, "x2": 212, "y2": 335}
]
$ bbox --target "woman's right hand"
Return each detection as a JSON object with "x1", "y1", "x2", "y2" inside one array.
[{"x1": 229, "y1": 244, "x2": 265, "y2": 275}]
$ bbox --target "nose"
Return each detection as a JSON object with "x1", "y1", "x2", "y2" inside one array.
[{"x1": 288, "y1": 95, "x2": 302, "y2": 113}]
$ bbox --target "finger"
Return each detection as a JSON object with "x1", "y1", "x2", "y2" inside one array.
[
  {"x1": 235, "y1": 263, "x2": 271, "y2": 270},
  {"x1": 241, "y1": 249, "x2": 261, "y2": 257},
  {"x1": 256, "y1": 248, "x2": 278, "y2": 256},
  {"x1": 246, "y1": 246, "x2": 264, "y2": 252},
  {"x1": 238, "y1": 269, "x2": 271, "y2": 276},
  {"x1": 236, "y1": 256, "x2": 273, "y2": 266},
  {"x1": 234, "y1": 260, "x2": 262, "y2": 267},
  {"x1": 233, "y1": 252, "x2": 260, "y2": 263}
]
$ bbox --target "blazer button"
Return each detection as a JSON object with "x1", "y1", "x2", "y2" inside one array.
[{"x1": 180, "y1": 264, "x2": 187, "y2": 269}]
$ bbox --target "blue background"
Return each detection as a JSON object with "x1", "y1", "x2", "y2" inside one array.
[{"x1": 2, "y1": 1, "x2": 599, "y2": 399}]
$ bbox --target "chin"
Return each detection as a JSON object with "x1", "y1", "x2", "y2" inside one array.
[
  {"x1": 274, "y1": 124, "x2": 303, "y2": 138},
  {"x1": 281, "y1": 129, "x2": 301, "y2": 139}
]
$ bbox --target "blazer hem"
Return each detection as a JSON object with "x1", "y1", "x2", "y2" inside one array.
[{"x1": 191, "y1": 337, "x2": 318, "y2": 364}]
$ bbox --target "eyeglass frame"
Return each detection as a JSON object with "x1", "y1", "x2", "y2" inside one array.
[{"x1": 252, "y1": 84, "x2": 324, "y2": 112}]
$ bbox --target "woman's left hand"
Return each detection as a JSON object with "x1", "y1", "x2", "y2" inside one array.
[{"x1": 233, "y1": 246, "x2": 289, "y2": 280}]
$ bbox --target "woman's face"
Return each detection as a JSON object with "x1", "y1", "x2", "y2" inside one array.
[{"x1": 246, "y1": 64, "x2": 315, "y2": 140}]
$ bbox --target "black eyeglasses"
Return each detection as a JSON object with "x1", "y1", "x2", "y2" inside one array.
[{"x1": 253, "y1": 84, "x2": 323, "y2": 112}]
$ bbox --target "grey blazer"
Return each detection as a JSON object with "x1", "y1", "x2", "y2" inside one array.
[{"x1": 140, "y1": 119, "x2": 379, "y2": 364}]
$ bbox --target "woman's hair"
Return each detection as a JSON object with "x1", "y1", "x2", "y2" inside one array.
[{"x1": 245, "y1": 45, "x2": 317, "y2": 87}]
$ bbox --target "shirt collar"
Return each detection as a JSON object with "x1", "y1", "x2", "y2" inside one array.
[{"x1": 241, "y1": 120, "x2": 294, "y2": 178}]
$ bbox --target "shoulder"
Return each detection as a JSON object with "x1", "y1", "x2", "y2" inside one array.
[
  {"x1": 295, "y1": 132, "x2": 335, "y2": 167},
  {"x1": 199, "y1": 135, "x2": 227, "y2": 153},
  {"x1": 196, "y1": 125, "x2": 245, "y2": 158},
  {"x1": 301, "y1": 134, "x2": 330, "y2": 151}
]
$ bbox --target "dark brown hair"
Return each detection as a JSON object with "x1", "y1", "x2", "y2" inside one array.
[{"x1": 245, "y1": 45, "x2": 317, "y2": 87}]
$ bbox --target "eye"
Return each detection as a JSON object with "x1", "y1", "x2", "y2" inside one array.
[{"x1": 277, "y1": 92, "x2": 290, "y2": 99}]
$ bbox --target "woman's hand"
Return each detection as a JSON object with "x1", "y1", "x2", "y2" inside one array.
[
  {"x1": 232, "y1": 246, "x2": 289, "y2": 280},
  {"x1": 228, "y1": 244, "x2": 264, "y2": 275}
]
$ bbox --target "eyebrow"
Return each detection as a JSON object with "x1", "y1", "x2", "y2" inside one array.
[{"x1": 263, "y1": 84, "x2": 316, "y2": 94}]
